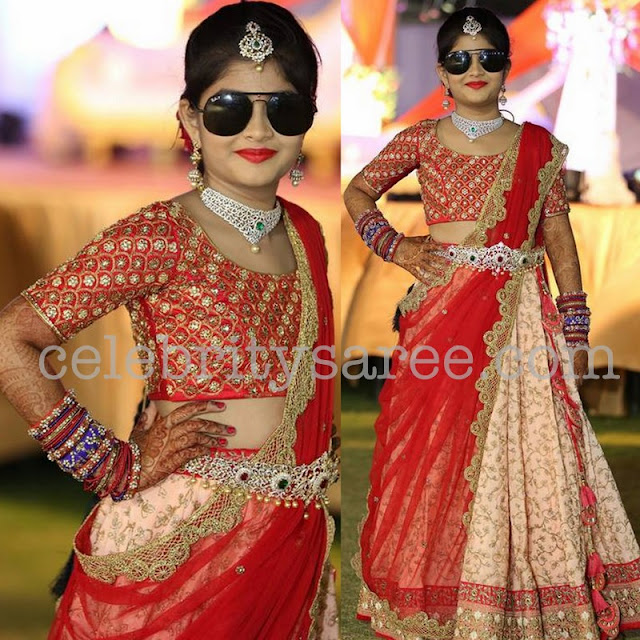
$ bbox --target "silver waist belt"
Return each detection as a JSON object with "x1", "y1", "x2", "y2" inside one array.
[
  {"x1": 181, "y1": 450, "x2": 339, "y2": 507},
  {"x1": 434, "y1": 242, "x2": 545, "y2": 275}
]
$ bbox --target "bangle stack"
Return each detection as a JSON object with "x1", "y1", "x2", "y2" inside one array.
[
  {"x1": 355, "y1": 208, "x2": 404, "y2": 262},
  {"x1": 28, "y1": 390, "x2": 141, "y2": 501},
  {"x1": 556, "y1": 290, "x2": 591, "y2": 348}
]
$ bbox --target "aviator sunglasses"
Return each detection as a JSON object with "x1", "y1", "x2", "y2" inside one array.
[
  {"x1": 442, "y1": 49, "x2": 508, "y2": 75},
  {"x1": 192, "y1": 91, "x2": 316, "y2": 137}
]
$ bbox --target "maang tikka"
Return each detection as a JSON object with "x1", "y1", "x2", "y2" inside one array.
[
  {"x1": 239, "y1": 21, "x2": 274, "y2": 72},
  {"x1": 462, "y1": 15, "x2": 482, "y2": 39}
]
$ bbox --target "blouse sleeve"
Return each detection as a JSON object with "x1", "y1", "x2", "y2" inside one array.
[
  {"x1": 361, "y1": 123, "x2": 422, "y2": 195},
  {"x1": 21, "y1": 205, "x2": 181, "y2": 342},
  {"x1": 542, "y1": 170, "x2": 571, "y2": 219}
]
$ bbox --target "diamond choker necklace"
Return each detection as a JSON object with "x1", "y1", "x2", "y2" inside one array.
[
  {"x1": 451, "y1": 111, "x2": 504, "y2": 142},
  {"x1": 200, "y1": 187, "x2": 282, "y2": 254}
]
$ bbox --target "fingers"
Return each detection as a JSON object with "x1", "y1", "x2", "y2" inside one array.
[
  {"x1": 167, "y1": 400, "x2": 226, "y2": 427},
  {"x1": 415, "y1": 262, "x2": 448, "y2": 281},
  {"x1": 175, "y1": 418, "x2": 235, "y2": 437},
  {"x1": 193, "y1": 433, "x2": 228, "y2": 447},
  {"x1": 138, "y1": 401, "x2": 159, "y2": 432},
  {"x1": 176, "y1": 445, "x2": 215, "y2": 467},
  {"x1": 174, "y1": 421, "x2": 233, "y2": 447}
]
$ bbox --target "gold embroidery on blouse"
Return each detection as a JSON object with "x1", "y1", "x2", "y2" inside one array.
[
  {"x1": 398, "y1": 126, "x2": 523, "y2": 317},
  {"x1": 20, "y1": 290, "x2": 66, "y2": 342},
  {"x1": 74, "y1": 208, "x2": 321, "y2": 583}
]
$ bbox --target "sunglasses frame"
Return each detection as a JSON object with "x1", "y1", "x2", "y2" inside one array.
[
  {"x1": 192, "y1": 90, "x2": 317, "y2": 137},
  {"x1": 442, "y1": 49, "x2": 508, "y2": 75}
]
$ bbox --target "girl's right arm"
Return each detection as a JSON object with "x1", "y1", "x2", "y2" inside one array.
[
  {"x1": 0, "y1": 206, "x2": 221, "y2": 496},
  {"x1": 0, "y1": 297, "x2": 65, "y2": 423}
]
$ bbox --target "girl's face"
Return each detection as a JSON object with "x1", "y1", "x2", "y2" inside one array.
[
  {"x1": 180, "y1": 59, "x2": 304, "y2": 200},
  {"x1": 436, "y1": 33, "x2": 509, "y2": 110}
]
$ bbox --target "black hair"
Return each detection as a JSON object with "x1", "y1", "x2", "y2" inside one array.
[
  {"x1": 437, "y1": 7, "x2": 511, "y2": 62},
  {"x1": 181, "y1": 1, "x2": 320, "y2": 106}
]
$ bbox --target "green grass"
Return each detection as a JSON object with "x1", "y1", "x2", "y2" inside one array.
[
  {"x1": 340, "y1": 384, "x2": 640, "y2": 640},
  {"x1": 0, "y1": 457, "x2": 88, "y2": 640},
  {"x1": 0, "y1": 457, "x2": 341, "y2": 639}
]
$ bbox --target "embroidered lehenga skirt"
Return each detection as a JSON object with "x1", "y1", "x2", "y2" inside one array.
[{"x1": 355, "y1": 124, "x2": 640, "y2": 639}]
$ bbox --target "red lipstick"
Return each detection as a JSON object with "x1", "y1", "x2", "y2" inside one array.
[
  {"x1": 235, "y1": 148, "x2": 277, "y2": 163},
  {"x1": 466, "y1": 81, "x2": 488, "y2": 89}
]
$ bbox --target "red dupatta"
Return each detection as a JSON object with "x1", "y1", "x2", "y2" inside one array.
[
  {"x1": 357, "y1": 123, "x2": 566, "y2": 627},
  {"x1": 50, "y1": 201, "x2": 335, "y2": 640}
]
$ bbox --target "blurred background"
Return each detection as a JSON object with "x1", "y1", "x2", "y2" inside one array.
[
  {"x1": 0, "y1": 1, "x2": 340, "y2": 638},
  {"x1": 340, "y1": 1, "x2": 640, "y2": 637}
]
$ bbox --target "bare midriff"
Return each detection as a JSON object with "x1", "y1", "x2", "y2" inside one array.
[
  {"x1": 155, "y1": 396, "x2": 285, "y2": 449},
  {"x1": 428, "y1": 220, "x2": 477, "y2": 245}
]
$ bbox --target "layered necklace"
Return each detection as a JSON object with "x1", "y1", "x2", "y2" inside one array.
[
  {"x1": 451, "y1": 111, "x2": 504, "y2": 142},
  {"x1": 200, "y1": 187, "x2": 282, "y2": 254}
]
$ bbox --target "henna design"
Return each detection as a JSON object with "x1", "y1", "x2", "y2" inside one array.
[
  {"x1": 131, "y1": 401, "x2": 232, "y2": 492},
  {"x1": 0, "y1": 297, "x2": 66, "y2": 423},
  {"x1": 393, "y1": 235, "x2": 450, "y2": 283},
  {"x1": 543, "y1": 213, "x2": 588, "y2": 384}
]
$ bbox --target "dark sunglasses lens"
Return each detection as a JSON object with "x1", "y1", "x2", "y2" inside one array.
[
  {"x1": 267, "y1": 94, "x2": 315, "y2": 136},
  {"x1": 443, "y1": 51, "x2": 470, "y2": 75},
  {"x1": 202, "y1": 93, "x2": 252, "y2": 136},
  {"x1": 479, "y1": 50, "x2": 507, "y2": 72}
]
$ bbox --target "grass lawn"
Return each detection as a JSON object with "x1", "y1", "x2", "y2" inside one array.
[
  {"x1": 340, "y1": 384, "x2": 640, "y2": 640},
  {"x1": 0, "y1": 457, "x2": 341, "y2": 639}
]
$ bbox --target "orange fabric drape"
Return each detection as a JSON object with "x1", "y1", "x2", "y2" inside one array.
[{"x1": 342, "y1": 0, "x2": 398, "y2": 67}]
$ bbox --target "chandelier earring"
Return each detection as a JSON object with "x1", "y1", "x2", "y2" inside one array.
[
  {"x1": 442, "y1": 87, "x2": 452, "y2": 110},
  {"x1": 289, "y1": 153, "x2": 304, "y2": 187},
  {"x1": 499, "y1": 84, "x2": 507, "y2": 106},
  {"x1": 188, "y1": 143, "x2": 205, "y2": 192}
]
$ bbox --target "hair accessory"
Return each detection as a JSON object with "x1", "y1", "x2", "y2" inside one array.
[
  {"x1": 451, "y1": 111, "x2": 504, "y2": 142},
  {"x1": 462, "y1": 15, "x2": 482, "y2": 38},
  {"x1": 239, "y1": 21, "x2": 274, "y2": 72},
  {"x1": 499, "y1": 84, "x2": 508, "y2": 106},
  {"x1": 200, "y1": 186, "x2": 282, "y2": 253},
  {"x1": 442, "y1": 87, "x2": 452, "y2": 110},
  {"x1": 188, "y1": 143, "x2": 205, "y2": 191},
  {"x1": 289, "y1": 153, "x2": 304, "y2": 187}
]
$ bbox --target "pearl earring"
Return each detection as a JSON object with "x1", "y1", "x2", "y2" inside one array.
[{"x1": 289, "y1": 153, "x2": 304, "y2": 187}]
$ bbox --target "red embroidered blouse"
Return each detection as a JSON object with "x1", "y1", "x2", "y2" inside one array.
[
  {"x1": 362, "y1": 119, "x2": 570, "y2": 224},
  {"x1": 22, "y1": 201, "x2": 303, "y2": 401}
]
